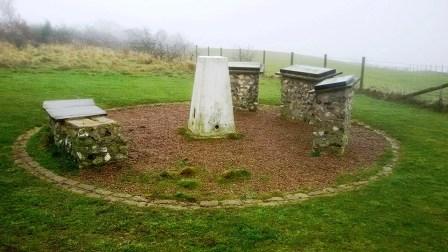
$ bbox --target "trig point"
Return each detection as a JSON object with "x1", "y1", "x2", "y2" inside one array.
[{"x1": 188, "y1": 56, "x2": 236, "y2": 138}]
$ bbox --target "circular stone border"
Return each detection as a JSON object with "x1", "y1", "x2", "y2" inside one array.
[{"x1": 12, "y1": 105, "x2": 400, "y2": 210}]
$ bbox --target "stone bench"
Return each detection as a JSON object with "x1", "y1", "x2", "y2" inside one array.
[
  {"x1": 43, "y1": 99, "x2": 127, "y2": 168},
  {"x1": 311, "y1": 75, "x2": 358, "y2": 154},
  {"x1": 279, "y1": 65, "x2": 338, "y2": 122}
]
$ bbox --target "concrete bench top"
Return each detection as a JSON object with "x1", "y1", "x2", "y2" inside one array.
[
  {"x1": 43, "y1": 99, "x2": 107, "y2": 120},
  {"x1": 229, "y1": 61, "x2": 262, "y2": 72},
  {"x1": 280, "y1": 65, "x2": 336, "y2": 79},
  {"x1": 315, "y1": 75, "x2": 357, "y2": 91}
]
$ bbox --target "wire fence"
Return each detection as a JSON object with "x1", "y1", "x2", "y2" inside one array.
[{"x1": 193, "y1": 46, "x2": 448, "y2": 105}]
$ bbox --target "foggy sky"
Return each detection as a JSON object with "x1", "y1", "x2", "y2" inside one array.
[{"x1": 15, "y1": 0, "x2": 448, "y2": 66}]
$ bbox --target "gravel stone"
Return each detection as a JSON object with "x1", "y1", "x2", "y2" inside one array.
[
  {"x1": 95, "y1": 188, "x2": 113, "y2": 195},
  {"x1": 112, "y1": 192, "x2": 132, "y2": 198},
  {"x1": 267, "y1": 197, "x2": 284, "y2": 201},
  {"x1": 12, "y1": 107, "x2": 400, "y2": 210},
  {"x1": 199, "y1": 200, "x2": 219, "y2": 207},
  {"x1": 153, "y1": 199, "x2": 177, "y2": 204},
  {"x1": 221, "y1": 200, "x2": 242, "y2": 206},
  {"x1": 77, "y1": 183, "x2": 96, "y2": 191}
]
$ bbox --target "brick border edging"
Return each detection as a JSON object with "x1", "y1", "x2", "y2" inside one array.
[{"x1": 12, "y1": 112, "x2": 400, "y2": 210}]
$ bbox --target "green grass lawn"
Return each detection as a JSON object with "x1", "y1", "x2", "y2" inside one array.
[{"x1": 0, "y1": 69, "x2": 447, "y2": 251}]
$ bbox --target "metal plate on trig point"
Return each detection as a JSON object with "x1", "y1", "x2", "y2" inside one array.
[
  {"x1": 42, "y1": 99, "x2": 106, "y2": 120},
  {"x1": 280, "y1": 65, "x2": 336, "y2": 79}
]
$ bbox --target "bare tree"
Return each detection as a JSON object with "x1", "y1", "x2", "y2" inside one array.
[
  {"x1": 0, "y1": 0, "x2": 191, "y2": 59},
  {"x1": 124, "y1": 28, "x2": 190, "y2": 60},
  {"x1": 0, "y1": 0, "x2": 30, "y2": 47},
  {"x1": 168, "y1": 33, "x2": 191, "y2": 59},
  {"x1": 126, "y1": 28, "x2": 156, "y2": 53},
  {"x1": 0, "y1": 0, "x2": 17, "y2": 23}
]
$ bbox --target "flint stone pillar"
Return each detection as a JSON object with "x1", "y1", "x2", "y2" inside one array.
[
  {"x1": 280, "y1": 65, "x2": 336, "y2": 122},
  {"x1": 311, "y1": 75, "x2": 357, "y2": 155},
  {"x1": 228, "y1": 62, "x2": 262, "y2": 111}
]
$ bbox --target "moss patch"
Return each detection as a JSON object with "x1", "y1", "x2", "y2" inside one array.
[
  {"x1": 177, "y1": 127, "x2": 244, "y2": 140},
  {"x1": 220, "y1": 168, "x2": 251, "y2": 182},
  {"x1": 177, "y1": 179, "x2": 199, "y2": 189}
]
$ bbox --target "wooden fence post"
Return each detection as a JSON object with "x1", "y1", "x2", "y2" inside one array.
[
  {"x1": 262, "y1": 50, "x2": 266, "y2": 65},
  {"x1": 195, "y1": 45, "x2": 198, "y2": 62},
  {"x1": 290, "y1": 52, "x2": 294, "y2": 65},
  {"x1": 220, "y1": 48, "x2": 223, "y2": 56},
  {"x1": 207, "y1": 46, "x2": 210, "y2": 56},
  {"x1": 262, "y1": 50, "x2": 266, "y2": 73},
  {"x1": 360, "y1": 57, "x2": 366, "y2": 89},
  {"x1": 324, "y1": 54, "x2": 327, "y2": 68},
  {"x1": 239, "y1": 48, "x2": 242, "y2": 61}
]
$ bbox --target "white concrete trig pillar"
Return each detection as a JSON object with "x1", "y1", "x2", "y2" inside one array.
[{"x1": 188, "y1": 56, "x2": 236, "y2": 138}]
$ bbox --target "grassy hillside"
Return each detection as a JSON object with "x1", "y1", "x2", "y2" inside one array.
[
  {"x1": 0, "y1": 68, "x2": 447, "y2": 250},
  {"x1": 3, "y1": 42, "x2": 447, "y2": 102},
  {"x1": 0, "y1": 42, "x2": 195, "y2": 74}
]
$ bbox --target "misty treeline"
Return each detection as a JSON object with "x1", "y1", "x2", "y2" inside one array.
[{"x1": 0, "y1": 0, "x2": 192, "y2": 60}]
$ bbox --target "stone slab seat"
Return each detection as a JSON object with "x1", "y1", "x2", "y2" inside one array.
[
  {"x1": 228, "y1": 61, "x2": 262, "y2": 73},
  {"x1": 279, "y1": 65, "x2": 337, "y2": 81},
  {"x1": 43, "y1": 98, "x2": 107, "y2": 120}
]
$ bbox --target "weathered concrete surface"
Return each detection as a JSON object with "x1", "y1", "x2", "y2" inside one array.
[
  {"x1": 43, "y1": 99, "x2": 106, "y2": 120},
  {"x1": 188, "y1": 56, "x2": 236, "y2": 138}
]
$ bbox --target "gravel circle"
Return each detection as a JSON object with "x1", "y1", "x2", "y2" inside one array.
[{"x1": 73, "y1": 104, "x2": 388, "y2": 199}]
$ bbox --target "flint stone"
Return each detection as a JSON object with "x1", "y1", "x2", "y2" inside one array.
[
  {"x1": 310, "y1": 75, "x2": 356, "y2": 154},
  {"x1": 280, "y1": 65, "x2": 336, "y2": 122},
  {"x1": 229, "y1": 62, "x2": 261, "y2": 111},
  {"x1": 48, "y1": 115, "x2": 127, "y2": 168}
]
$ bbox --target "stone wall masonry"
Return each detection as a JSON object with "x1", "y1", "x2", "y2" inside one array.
[
  {"x1": 311, "y1": 87, "x2": 354, "y2": 154},
  {"x1": 49, "y1": 116, "x2": 127, "y2": 168},
  {"x1": 281, "y1": 77, "x2": 319, "y2": 122},
  {"x1": 230, "y1": 72, "x2": 259, "y2": 111}
]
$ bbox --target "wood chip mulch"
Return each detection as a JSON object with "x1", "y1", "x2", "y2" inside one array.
[{"x1": 76, "y1": 104, "x2": 387, "y2": 199}]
